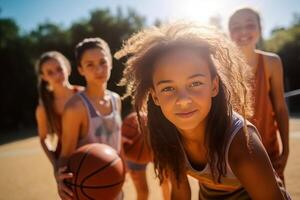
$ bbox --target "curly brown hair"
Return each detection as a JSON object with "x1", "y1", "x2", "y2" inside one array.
[{"x1": 115, "y1": 22, "x2": 254, "y2": 184}]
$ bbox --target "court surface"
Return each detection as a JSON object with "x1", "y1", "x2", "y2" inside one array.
[{"x1": 0, "y1": 117, "x2": 299, "y2": 200}]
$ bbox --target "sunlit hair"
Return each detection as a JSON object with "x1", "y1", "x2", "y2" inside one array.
[
  {"x1": 75, "y1": 37, "x2": 112, "y2": 66},
  {"x1": 115, "y1": 22, "x2": 253, "y2": 183},
  {"x1": 36, "y1": 51, "x2": 71, "y2": 134},
  {"x1": 228, "y1": 7, "x2": 262, "y2": 32}
]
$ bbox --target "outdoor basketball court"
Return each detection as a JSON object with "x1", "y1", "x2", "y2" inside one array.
[{"x1": 0, "y1": 117, "x2": 299, "y2": 200}]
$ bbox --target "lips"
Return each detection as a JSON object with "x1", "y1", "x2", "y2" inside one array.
[
  {"x1": 175, "y1": 110, "x2": 198, "y2": 118},
  {"x1": 237, "y1": 36, "x2": 253, "y2": 45}
]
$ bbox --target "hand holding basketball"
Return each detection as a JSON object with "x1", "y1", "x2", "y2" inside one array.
[{"x1": 55, "y1": 166, "x2": 74, "y2": 200}]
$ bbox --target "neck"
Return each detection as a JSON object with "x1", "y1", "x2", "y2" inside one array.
[
  {"x1": 179, "y1": 120, "x2": 206, "y2": 147},
  {"x1": 85, "y1": 83, "x2": 107, "y2": 100}
]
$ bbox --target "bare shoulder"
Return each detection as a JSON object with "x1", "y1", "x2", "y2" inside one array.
[
  {"x1": 228, "y1": 125, "x2": 265, "y2": 164},
  {"x1": 256, "y1": 50, "x2": 282, "y2": 67},
  {"x1": 64, "y1": 94, "x2": 85, "y2": 114}
]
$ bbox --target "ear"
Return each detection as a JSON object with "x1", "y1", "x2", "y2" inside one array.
[
  {"x1": 211, "y1": 76, "x2": 219, "y2": 97},
  {"x1": 150, "y1": 88, "x2": 160, "y2": 106}
]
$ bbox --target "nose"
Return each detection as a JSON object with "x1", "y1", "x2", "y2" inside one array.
[
  {"x1": 240, "y1": 26, "x2": 249, "y2": 35},
  {"x1": 53, "y1": 70, "x2": 64, "y2": 78},
  {"x1": 175, "y1": 90, "x2": 192, "y2": 108},
  {"x1": 95, "y1": 64, "x2": 107, "y2": 73}
]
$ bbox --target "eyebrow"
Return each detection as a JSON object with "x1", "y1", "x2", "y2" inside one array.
[
  {"x1": 156, "y1": 73, "x2": 206, "y2": 86},
  {"x1": 231, "y1": 19, "x2": 255, "y2": 25}
]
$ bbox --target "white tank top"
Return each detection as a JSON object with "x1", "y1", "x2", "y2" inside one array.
[{"x1": 76, "y1": 90, "x2": 122, "y2": 153}]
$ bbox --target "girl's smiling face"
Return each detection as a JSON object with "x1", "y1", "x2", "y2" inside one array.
[
  {"x1": 151, "y1": 48, "x2": 219, "y2": 132},
  {"x1": 229, "y1": 10, "x2": 261, "y2": 49},
  {"x1": 41, "y1": 58, "x2": 68, "y2": 86}
]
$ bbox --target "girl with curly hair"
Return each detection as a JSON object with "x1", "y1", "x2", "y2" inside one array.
[{"x1": 115, "y1": 22, "x2": 290, "y2": 199}]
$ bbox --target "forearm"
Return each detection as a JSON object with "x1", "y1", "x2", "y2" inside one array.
[{"x1": 40, "y1": 139, "x2": 57, "y2": 168}]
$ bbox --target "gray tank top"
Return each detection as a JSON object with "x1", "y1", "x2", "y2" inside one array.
[
  {"x1": 76, "y1": 91, "x2": 122, "y2": 153},
  {"x1": 182, "y1": 112, "x2": 256, "y2": 199}
]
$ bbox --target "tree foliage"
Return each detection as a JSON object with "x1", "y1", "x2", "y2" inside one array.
[
  {"x1": 0, "y1": 8, "x2": 145, "y2": 130},
  {"x1": 264, "y1": 14, "x2": 300, "y2": 111}
]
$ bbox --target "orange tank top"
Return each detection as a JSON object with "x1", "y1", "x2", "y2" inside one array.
[{"x1": 250, "y1": 54, "x2": 280, "y2": 160}]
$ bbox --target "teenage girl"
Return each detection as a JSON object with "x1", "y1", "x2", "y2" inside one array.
[
  {"x1": 228, "y1": 7, "x2": 289, "y2": 182},
  {"x1": 115, "y1": 22, "x2": 290, "y2": 199},
  {"x1": 36, "y1": 51, "x2": 82, "y2": 169},
  {"x1": 55, "y1": 38, "x2": 122, "y2": 200}
]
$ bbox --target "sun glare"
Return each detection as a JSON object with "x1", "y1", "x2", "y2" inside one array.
[{"x1": 170, "y1": 0, "x2": 225, "y2": 23}]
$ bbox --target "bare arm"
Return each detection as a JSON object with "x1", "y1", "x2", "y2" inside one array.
[
  {"x1": 35, "y1": 105, "x2": 57, "y2": 168},
  {"x1": 169, "y1": 171, "x2": 191, "y2": 200},
  {"x1": 229, "y1": 127, "x2": 289, "y2": 200},
  {"x1": 268, "y1": 55, "x2": 289, "y2": 171},
  {"x1": 57, "y1": 98, "x2": 83, "y2": 169},
  {"x1": 55, "y1": 97, "x2": 85, "y2": 200}
]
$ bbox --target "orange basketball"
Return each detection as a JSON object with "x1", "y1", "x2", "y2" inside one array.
[
  {"x1": 121, "y1": 113, "x2": 153, "y2": 164},
  {"x1": 65, "y1": 143, "x2": 125, "y2": 200}
]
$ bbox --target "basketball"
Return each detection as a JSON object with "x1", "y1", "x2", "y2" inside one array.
[
  {"x1": 121, "y1": 112, "x2": 153, "y2": 164},
  {"x1": 65, "y1": 143, "x2": 125, "y2": 200}
]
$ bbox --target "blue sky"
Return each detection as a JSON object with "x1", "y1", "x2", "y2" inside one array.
[{"x1": 1, "y1": 0, "x2": 300, "y2": 38}]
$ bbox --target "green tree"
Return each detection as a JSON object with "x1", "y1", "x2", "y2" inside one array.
[
  {"x1": 0, "y1": 7, "x2": 147, "y2": 130},
  {"x1": 264, "y1": 14, "x2": 300, "y2": 112},
  {"x1": 0, "y1": 19, "x2": 37, "y2": 129}
]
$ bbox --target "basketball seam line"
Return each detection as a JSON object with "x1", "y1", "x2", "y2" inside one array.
[
  {"x1": 81, "y1": 156, "x2": 121, "y2": 186},
  {"x1": 80, "y1": 156, "x2": 124, "y2": 199},
  {"x1": 73, "y1": 144, "x2": 96, "y2": 200}
]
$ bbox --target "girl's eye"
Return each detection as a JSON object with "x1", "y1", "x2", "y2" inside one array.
[
  {"x1": 100, "y1": 59, "x2": 107, "y2": 65},
  {"x1": 161, "y1": 86, "x2": 174, "y2": 93},
  {"x1": 190, "y1": 81, "x2": 202, "y2": 87},
  {"x1": 56, "y1": 67, "x2": 63, "y2": 73},
  {"x1": 231, "y1": 26, "x2": 242, "y2": 33},
  {"x1": 246, "y1": 23, "x2": 256, "y2": 30},
  {"x1": 47, "y1": 71, "x2": 54, "y2": 76}
]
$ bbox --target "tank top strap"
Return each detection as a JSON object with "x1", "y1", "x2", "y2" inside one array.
[
  {"x1": 225, "y1": 112, "x2": 260, "y2": 172},
  {"x1": 256, "y1": 53, "x2": 266, "y2": 78},
  {"x1": 224, "y1": 113, "x2": 244, "y2": 166},
  {"x1": 77, "y1": 92, "x2": 98, "y2": 118},
  {"x1": 258, "y1": 53, "x2": 264, "y2": 68},
  {"x1": 108, "y1": 91, "x2": 117, "y2": 113}
]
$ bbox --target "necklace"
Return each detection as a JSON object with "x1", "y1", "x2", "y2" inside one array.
[{"x1": 98, "y1": 95, "x2": 110, "y2": 106}]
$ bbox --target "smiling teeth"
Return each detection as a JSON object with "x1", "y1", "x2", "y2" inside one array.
[{"x1": 240, "y1": 37, "x2": 249, "y2": 41}]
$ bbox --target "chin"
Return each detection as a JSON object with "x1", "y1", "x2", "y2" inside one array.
[{"x1": 174, "y1": 121, "x2": 201, "y2": 132}]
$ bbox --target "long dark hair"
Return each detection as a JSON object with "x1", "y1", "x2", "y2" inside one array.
[
  {"x1": 116, "y1": 22, "x2": 253, "y2": 184},
  {"x1": 36, "y1": 51, "x2": 71, "y2": 134}
]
